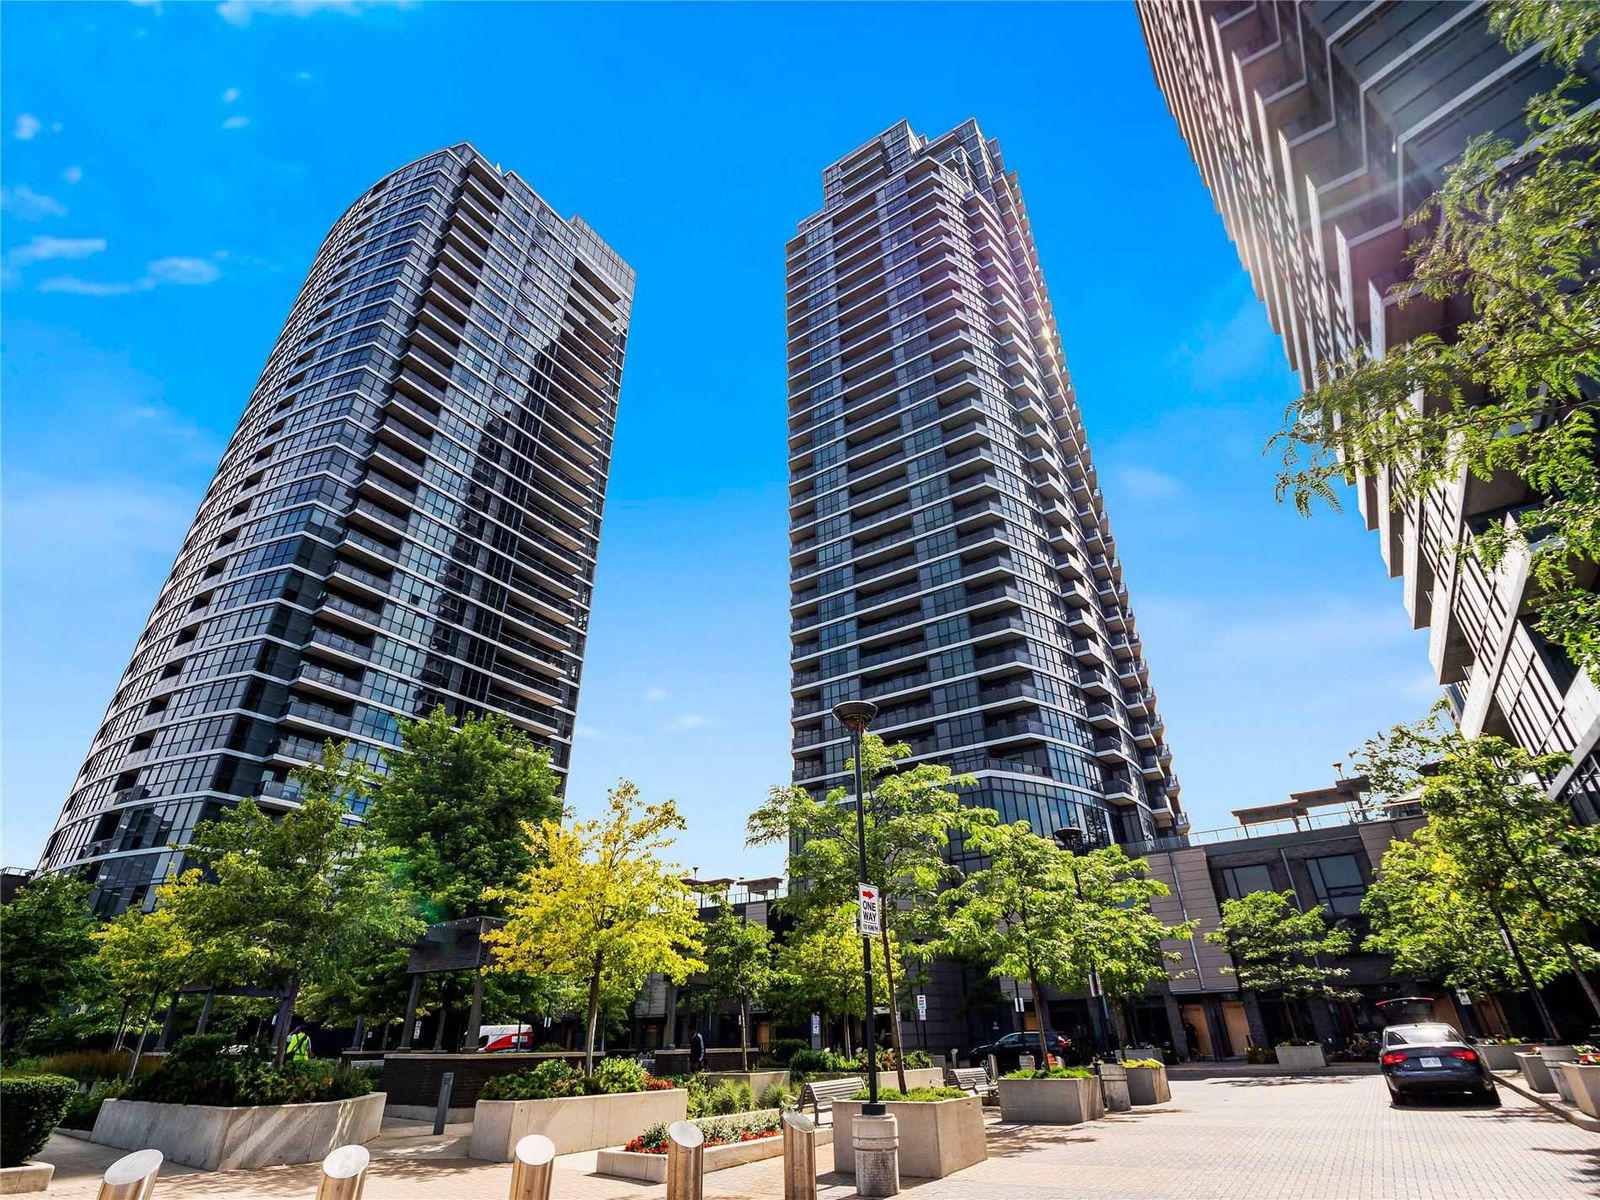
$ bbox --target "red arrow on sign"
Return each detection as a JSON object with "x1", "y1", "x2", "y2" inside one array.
[{"x1": 861, "y1": 890, "x2": 875, "y2": 900}]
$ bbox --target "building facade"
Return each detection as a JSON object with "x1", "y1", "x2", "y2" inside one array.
[
  {"x1": 786, "y1": 120, "x2": 1185, "y2": 1050},
  {"x1": 1137, "y1": 1, "x2": 1599, "y2": 819},
  {"x1": 40, "y1": 144, "x2": 633, "y2": 913}
]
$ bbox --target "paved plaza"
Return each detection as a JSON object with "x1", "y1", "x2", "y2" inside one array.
[{"x1": 38, "y1": 1074, "x2": 1599, "y2": 1200}]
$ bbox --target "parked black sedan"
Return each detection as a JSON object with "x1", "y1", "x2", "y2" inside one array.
[
  {"x1": 965, "y1": 1030, "x2": 1075, "y2": 1070},
  {"x1": 1379, "y1": 1022, "x2": 1498, "y2": 1105}
]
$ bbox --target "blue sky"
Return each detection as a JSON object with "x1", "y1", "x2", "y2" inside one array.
[{"x1": 1, "y1": 0, "x2": 1434, "y2": 879}]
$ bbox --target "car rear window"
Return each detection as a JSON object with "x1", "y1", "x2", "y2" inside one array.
[{"x1": 1387, "y1": 1024, "x2": 1459, "y2": 1044}]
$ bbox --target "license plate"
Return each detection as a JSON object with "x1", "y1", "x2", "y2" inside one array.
[{"x1": 1419, "y1": 1056, "x2": 1442, "y2": 1068}]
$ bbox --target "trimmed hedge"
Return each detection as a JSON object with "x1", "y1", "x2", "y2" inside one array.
[
  {"x1": 124, "y1": 1038, "x2": 372, "y2": 1108},
  {"x1": 1, "y1": 1074, "x2": 75, "y2": 1166}
]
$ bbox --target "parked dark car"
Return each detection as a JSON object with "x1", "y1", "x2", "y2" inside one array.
[
  {"x1": 1379, "y1": 1022, "x2": 1498, "y2": 1106},
  {"x1": 965, "y1": 1030, "x2": 1075, "y2": 1070}
]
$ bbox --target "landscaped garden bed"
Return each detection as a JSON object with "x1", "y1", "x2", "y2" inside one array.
[
  {"x1": 997, "y1": 1068, "x2": 1104, "y2": 1125},
  {"x1": 467, "y1": 1057, "x2": 687, "y2": 1159},
  {"x1": 87, "y1": 1036, "x2": 383, "y2": 1171},
  {"x1": 596, "y1": 1109, "x2": 825, "y2": 1181},
  {"x1": 833, "y1": 1088, "x2": 986, "y2": 1179}
]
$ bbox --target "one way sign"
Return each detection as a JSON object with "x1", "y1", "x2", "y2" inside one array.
[{"x1": 857, "y1": 883, "x2": 883, "y2": 936}]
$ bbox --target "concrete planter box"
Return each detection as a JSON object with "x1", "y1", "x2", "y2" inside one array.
[
  {"x1": 893, "y1": 1068, "x2": 947, "y2": 1091},
  {"x1": 0, "y1": 1164, "x2": 54, "y2": 1195},
  {"x1": 833, "y1": 1097, "x2": 985, "y2": 1179},
  {"x1": 1479, "y1": 1044, "x2": 1533, "y2": 1071},
  {"x1": 1552, "y1": 1063, "x2": 1600, "y2": 1118},
  {"x1": 596, "y1": 1109, "x2": 833, "y2": 1181},
  {"x1": 1274, "y1": 1045, "x2": 1327, "y2": 1070},
  {"x1": 1125, "y1": 1064, "x2": 1171, "y2": 1105},
  {"x1": 1540, "y1": 1045, "x2": 1580, "y2": 1064},
  {"x1": 1515, "y1": 1053, "x2": 1559, "y2": 1093},
  {"x1": 703, "y1": 1069, "x2": 790, "y2": 1096},
  {"x1": 91, "y1": 1092, "x2": 384, "y2": 1171},
  {"x1": 997, "y1": 1076, "x2": 1104, "y2": 1125},
  {"x1": 469, "y1": 1088, "x2": 686, "y2": 1159}
]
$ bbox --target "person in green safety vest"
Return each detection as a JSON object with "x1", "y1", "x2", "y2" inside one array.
[{"x1": 287, "y1": 1027, "x2": 312, "y2": 1061}]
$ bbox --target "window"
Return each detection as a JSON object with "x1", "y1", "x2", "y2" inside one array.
[
  {"x1": 1219, "y1": 863, "x2": 1274, "y2": 899},
  {"x1": 1306, "y1": 854, "x2": 1366, "y2": 917}
]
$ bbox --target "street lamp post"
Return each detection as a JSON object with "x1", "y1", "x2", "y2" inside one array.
[
  {"x1": 1054, "y1": 825, "x2": 1114, "y2": 1059},
  {"x1": 832, "y1": 699, "x2": 883, "y2": 1116}
]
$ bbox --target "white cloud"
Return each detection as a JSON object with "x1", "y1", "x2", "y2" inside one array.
[
  {"x1": 221, "y1": 87, "x2": 241, "y2": 103},
  {"x1": 13, "y1": 113, "x2": 42, "y2": 140},
  {"x1": 1113, "y1": 465, "x2": 1183, "y2": 502},
  {"x1": 35, "y1": 253, "x2": 223, "y2": 296},
  {"x1": 60, "y1": 166, "x2": 83, "y2": 185},
  {"x1": 644, "y1": 686, "x2": 670, "y2": 702},
  {"x1": 667, "y1": 713, "x2": 712, "y2": 732},
  {"x1": 8, "y1": 235, "x2": 106, "y2": 266},
  {"x1": 216, "y1": 1, "x2": 391, "y2": 26},
  {"x1": 1, "y1": 186, "x2": 67, "y2": 220},
  {"x1": 220, "y1": 115, "x2": 250, "y2": 130},
  {"x1": 148, "y1": 256, "x2": 221, "y2": 285}
]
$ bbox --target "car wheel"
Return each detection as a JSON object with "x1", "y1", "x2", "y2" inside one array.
[
  {"x1": 1477, "y1": 1087, "x2": 1500, "y2": 1107},
  {"x1": 1389, "y1": 1090, "x2": 1409, "y2": 1107}
]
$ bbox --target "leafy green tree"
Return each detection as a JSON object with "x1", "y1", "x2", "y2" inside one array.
[
  {"x1": 160, "y1": 743, "x2": 422, "y2": 1064},
  {"x1": 0, "y1": 873, "x2": 98, "y2": 1047},
  {"x1": 1353, "y1": 709, "x2": 1600, "y2": 1020},
  {"x1": 766, "y1": 902, "x2": 895, "y2": 1060},
  {"x1": 1206, "y1": 891, "x2": 1356, "y2": 1041},
  {"x1": 1362, "y1": 828, "x2": 1567, "y2": 998},
  {"x1": 748, "y1": 734, "x2": 991, "y2": 1089},
  {"x1": 368, "y1": 706, "x2": 564, "y2": 923},
  {"x1": 1270, "y1": 7, "x2": 1600, "y2": 678},
  {"x1": 92, "y1": 906, "x2": 200, "y2": 1074},
  {"x1": 483, "y1": 782, "x2": 705, "y2": 1073},
  {"x1": 699, "y1": 899, "x2": 774, "y2": 1071}
]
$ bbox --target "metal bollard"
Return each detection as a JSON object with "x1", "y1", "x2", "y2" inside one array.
[
  {"x1": 507, "y1": 1134, "x2": 556, "y2": 1200},
  {"x1": 665, "y1": 1119, "x2": 704, "y2": 1200},
  {"x1": 315, "y1": 1145, "x2": 370, "y2": 1200},
  {"x1": 781, "y1": 1109, "x2": 818, "y2": 1200},
  {"x1": 433, "y1": 1071, "x2": 456, "y2": 1135},
  {"x1": 97, "y1": 1148, "x2": 163, "y2": 1200}
]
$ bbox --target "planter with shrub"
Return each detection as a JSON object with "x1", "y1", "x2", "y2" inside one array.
[
  {"x1": 833, "y1": 1088, "x2": 985, "y2": 1179},
  {"x1": 596, "y1": 1109, "x2": 815, "y2": 1181},
  {"x1": 469, "y1": 1056, "x2": 686, "y2": 1159},
  {"x1": 1274, "y1": 1042, "x2": 1327, "y2": 1070},
  {"x1": 997, "y1": 1067, "x2": 1104, "y2": 1125},
  {"x1": 1122, "y1": 1059, "x2": 1172, "y2": 1105},
  {"x1": 89, "y1": 1035, "x2": 382, "y2": 1171},
  {"x1": 1515, "y1": 1050, "x2": 1560, "y2": 1093},
  {"x1": 1475, "y1": 1040, "x2": 1534, "y2": 1072},
  {"x1": 1, "y1": 1073, "x2": 75, "y2": 1192},
  {"x1": 1551, "y1": 1058, "x2": 1600, "y2": 1118},
  {"x1": 703, "y1": 1069, "x2": 791, "y2": 1100}
]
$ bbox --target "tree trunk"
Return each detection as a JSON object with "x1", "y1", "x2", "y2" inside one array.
[
  {"x1": 112, "y1": 996, "x2": 131, "y2": 1051},
  {"x1": 583, "y1": 954, "x2": 603, "y2": 1076},
  {"x1": 1560, "y1": 942, "x2": 1600, "y2": 1022},
  {"x1": 880, "y1": 926, "x2": 907, "y2": 1092},
  {"x1": 1029, "y1": 966, "x2": 1054, "y2": 1071},
  {"x1": 128, "y1": 990, "x2": 160, "y2": 1081},
  {"x1": 739, "y1": 999, "x2": 751, "y2": 1072},
  {"x1": 842, "y1": 1015, "x2": 853, "y2": 1060},
  {"x1": 272, "y1": 975, "x2": 300, "y2": 1069},
  {"x1": 1283, "y1": 996, "x2": 1300, "y2": 1042}
]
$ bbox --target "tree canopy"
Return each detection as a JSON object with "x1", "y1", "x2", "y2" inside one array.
[
  {"x1": 483, "y1": 782, "x2": 705, "y2": 1073},
  {"x1": 698, "y1": 899, "x2": 775, "y2": 1070},
  {"x1": 1206, "y1": 891, "x2": 1355, "y2": 1039},
  {"x1": 0, "y1": 873, "x2": 99, "y2": 1044},
  {"x1": 766, "y1": 901, "x2": 895, "y2": 1060}
]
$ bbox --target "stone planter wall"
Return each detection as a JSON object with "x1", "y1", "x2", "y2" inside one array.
[
  {"x1": 832, "y1": 1097, "x2": 986, "y2": 1179},
  {"x1": 997, "y1": 1076, "x2": 1104, "y2": 1125},
  {"x1": 894, "y1": 1068, "x2": 947, "y2": 1091},
  {"x1": 1515, "y1": 1053, "x2": 1557, "y2": 1093},
  {"x1": 469, "y1": 1088, "x2": 686, "y2": 1159},
  {"x1": 1552, "y1": 1063, "x2": 1600, "y2": 1118},
  {"x1": 0, "y1": 1163, "x2": 54, "y2": 1195},
  {"x1": 1274, "y1": 1045, "x2": 1327, "y2": 1070},
  {"x1": 1478, "y1": 1044, "x2": 1532, "y2": 1072},
  {"x1": 1540, "y1": 1045, "x2": 1579, "y2": 1064},
  {"x1": 1125, "y1": 1065, "x2": 1171, "y2": 1105},
  {"x1": 91, "y1": 1092, "x2": 384, "y2": 1171}
]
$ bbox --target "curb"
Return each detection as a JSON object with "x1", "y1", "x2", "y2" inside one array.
[{"x1": 1493, "y1": 1070, "x2": 1600, "y2": 1133}]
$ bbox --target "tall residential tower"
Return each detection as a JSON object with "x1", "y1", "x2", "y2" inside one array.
[
  {"x1": 786, "y1": 121, "x2": 1185, "y2": 1041},
  {"x1": 41, "y1": 144, "x2": 633, "y2": 912},
  {"x1": 1138, "y1": 1, "x2": 1599, "y2": 819}
]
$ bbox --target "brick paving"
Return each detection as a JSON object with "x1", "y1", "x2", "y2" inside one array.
[{"x1": 38, "y1": 1073, "x2": 1598, "y2": 1199}]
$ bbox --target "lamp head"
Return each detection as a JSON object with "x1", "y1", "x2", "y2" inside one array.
[
  {"x1": 831, "y1": 699, "x2": 878, "y2": 733},
  {"x1": 1053, "y1": 825, "x2": 1086, "y2": 853}
]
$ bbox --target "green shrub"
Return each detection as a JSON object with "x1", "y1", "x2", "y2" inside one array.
[
  {"x1": 1001, "y1": 1066, "x2": 1092, "y2": 1080},
  {"x1": 1121, "y1": 1059, "x2": 1164, "y2": 1069},
  {"x1": 850, "y1": 1085, "x2": 965, "y2": 1102},
  {"x1": 767, "y1": 1038, "x2": 809, "y2": 1065},
  {"x1": 480, "y1": 1059, "x2": 577, "y2": 1101},
  {"x1": 788, "y1": 1049, "x2": 854, "y2": 1080},
  {"x1": 1, "y1": 1074, "x2": 76, "y2": 1166},
  {"x1": 165, "y1": 1034, "x2": 233, "y2": 1066},
  {"x1": 705, "y1": 1080, "x2": 752, "y2": 1115},
  {"x1": 756, "y1": 1081, "x2": 794, "y2": 1110},
  {"x1": 534, "y1": 1042, "x2": 564, "y2": 1053},
  {"x1": 30, "y1": 1050, "x2": 151, "y2": 1083},
  {"x1": 595, "y1": 1057, "x2": 647, "y2": 1095},
  {"x1": 61, "y1": 1079, "x2": 128, "y2": 1130},
  {"x1": 124, "y1": 1054, "x2": 372, "y2": 1107},
  {"x1": 1244, "y1": 1046, "x2": 1275, "y2": 1065}
]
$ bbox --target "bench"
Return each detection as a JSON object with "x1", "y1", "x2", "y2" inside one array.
[
  {"x1": 799, "y1": 1076, "x2": 865, "y2": 1124},
  {"x1": 945, "y1": 1066, "x2": 996, "y2": 1096}
]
